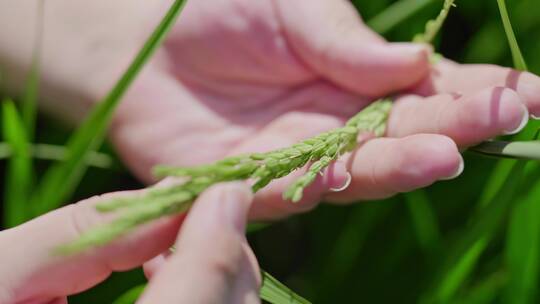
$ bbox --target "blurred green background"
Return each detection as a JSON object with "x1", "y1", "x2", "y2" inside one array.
[{"x1": 2, "y1": 0, "x2": 540, "y2": 303}]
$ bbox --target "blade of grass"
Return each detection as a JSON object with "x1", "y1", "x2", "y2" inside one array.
[
  {"x1": 21, "y1": 0, "x2": 45, "y2": 139},
  {"x1": 497, "y1": 0, "x2": 540, "y2": 303},
  {"x1": 2, "y1": 99, "x2": 33, "y2": 227},
  {"x1": 167, "y1": 247, "x2": 307, "y2": 303},
  {"x1": 503, "y1": 180, "x2": 540, "y2": 304},
  {"x1": 0, "y1": 142, "x2": 116, "y2": 169},
  {"x1": 429, "y1": 2, "x2": 534, "y2": 301},
  {"x1": 501, "y1": 130, "x2": 540, "y2": 304},
  {"x1": 111, "y1": 284, "x2": 146, "y2": 304},
  {"x1": 496, "y1": 0, "x2": 528, "y2": 70},
  {"x1": 31, "y1": 0, "x2": 188, "y2": 216},
  {"x1": 247, "y1": 222, "x2": 270, "y2": 234},
  {"x1": 110, "y1": 271, "x2": 310, "y2": 304},
  {"x1": 471, "y1": 140, "x2": 540, "y2": 160},
  {"x1": 317, "y1": 203, "x2": 391, "y2": 301},
  {"x1": 404, "y1": 190, "x2": 441, "y2": 253},
  {"x1": 260, "y1": 271, "x2": 311, "y2": 304},
  {"x1": 430, "y1": 139, "x2": 540, "y2": 302},
  {"x1": 367, "y1": 0, "x2": 434, "y2": 35},
  {"x1": 475, "y1": 124, "x2": 540, "y2": 208},
  {"x1": 452, "y1": 270, "x2": 506, "y2": 304},
  {"x1": 428, "y1": 160, "x2": 527, "y2": 302}
]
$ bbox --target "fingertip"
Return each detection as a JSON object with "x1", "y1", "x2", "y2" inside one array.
[
  {"x1": 325, "y1": 135, "x2": 462, "y2": 202},
  {"x1": 392, "y1": 134, "x2": 461, "y2": 191},
  {"x1": 440, "y1": 154, "x2": 464, "y2": 181},
  {"x1": 419, "y1": 135, "x2": 464, "y2": 180},
  {"x1": 188, "y1": 182, "x2": 253, "y2": 236},
  {"x1": 513, "y1": 71, "x2": 540, "y2": 118},
  {"x1": 458, "y1": 87, "x2": 528, "y2": 139},
  {"x1": 290, "y1": 160, "x2": 352, "y2": 205},
  {"x1": 198, "y1": 182, "x2": 253, "y2": 209},
  {"x1": 387, "y1": 42, "x2": 432, "y2": 61},
  {"x1": 493, "y1": 87, "x2": 529, "y2": 135},
  {"x1": 382, "y1": 42, "x2": 431, "y2": 77},
  {"x1": 360, "y1": 42, "x2": 431, "y2": 96},
  {"x1": 143, "y1": 253, "x2": 168, "y2": 279}
]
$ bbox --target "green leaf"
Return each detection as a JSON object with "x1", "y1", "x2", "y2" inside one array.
[
  {"x1": 404, "y1": 190, "x2": 441, "y2": 253},
  {"x1": 317, "y1": 203, "x2": 391, "y2": 301},
  {"x1": 30, "y1": 0, "x2": 188, "y2": 216},
  {"x1": 496, "y1": 0, "x2": 528, "y2": 70},
  {"x1": 429, "y1": 161, "x2": 527, "y2": 303},
  {"x1": 503, "y1": 180, "x2": 540, "y2": 303},
  {"x1": 108, "y1": 271, "x2": 309, "y2": 304},
  {"x1": 437, "y1": 237, "x2": 489, "y2": 303},
  {"x1": 368, "y1": 0, "x2": 434, "y2": 34},
  {"x1": 260, "y1": 271, "x2": 311, "y2": 304},
  {"x1": 471, "y1": 140, "x2": 540, "y2": 161},
  {"x1": 21, "y1": 0, "x2": 45, "y2": 140},
  {"x1": 428, "y1": 2, "x2": 533, "y2": 301},
  {"x1": 111, "y1": 284, "x2": 146, "y2": 304},
  {"x1": 2, "y1": 99, "x2": 33, "y2": 227},
  {"x1": 247, "y1": 222, "x2": 270, "y2": 234},
  {"x1": 453, "y1": 271, "x2": 506, "y2": 304},
  {"x1": 0, "y1": 142, "x2": 116, "y2": 169}
]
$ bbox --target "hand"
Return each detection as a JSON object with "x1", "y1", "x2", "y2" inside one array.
[
  {"x1": 2, "y1": 0, "x2": 540, "y2": 220},
  {"x1": 112, "y1": 0, "x2": 540, "y2": 218},
  {"x1": 0, "y1": 183, "x2": 260, "y2": 304}
]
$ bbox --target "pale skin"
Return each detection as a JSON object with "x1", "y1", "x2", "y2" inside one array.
[{"x1": 1, "y1": 0, "x2": 540, "y2": 303}]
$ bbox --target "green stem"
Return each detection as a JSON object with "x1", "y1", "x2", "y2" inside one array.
[
  {"x1": 496, "y1": 0, "x2": 528, "y2": 71},
  {"x1": 0, "y1": 142, "x2": 116, "y2": 169},
  {"x1": 31, "y1": 0, "x2": 188, "y2": 216},
  {"x1": 368, "y1": 0, "x2": 434, "y2": 35}
]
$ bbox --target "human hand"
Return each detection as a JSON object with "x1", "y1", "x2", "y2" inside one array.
[
  {"x1": 112, "y1": 0, "x2": 540, "y2": 218},
  {"x1": 0, "y1": 183, "x2": 259, "y2": 304}
]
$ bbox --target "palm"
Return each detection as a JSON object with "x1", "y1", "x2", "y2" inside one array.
[{"x1": 114, "y1": 0, "x2": 409, "y2": 180}]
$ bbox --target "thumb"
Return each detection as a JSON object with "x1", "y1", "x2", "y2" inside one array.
[
  {"x1": 0, "y1": 189, "x2": 183, "y2": 303},
  {"x1": 138, "y1": 183, "x2": 261, "y2": 304},
  {"x1": 275, "y1": 0, "x2": 430, "y2": 97}
]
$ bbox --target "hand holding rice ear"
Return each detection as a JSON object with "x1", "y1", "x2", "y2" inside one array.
[
  {"x1": 59, "y1": 100, "x2": 393, "y2": 254},
  {"x1": 58, "y1": 0, "x2": 538, "y2": 253}
]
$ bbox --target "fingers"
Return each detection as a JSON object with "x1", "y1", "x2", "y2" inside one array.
[
  {"x1": 415, "y1": 60, "x2": 540, "y2": 117},
  {"x1": 388, "y1": 87, "x2": 529, "y2": 147},
  {"x1": 143, "y1": 251, "x2": 171, "y2": 279},
  {"x1": 274, "y1": 0, "x2": 430, "y2": 97},
  {"x1": 326, "y1": 134, "x2": 463, "y2": 203},
  {"x1": 138, "y1": 183, "x2": 261, "y2": 304},
  {"x1": 249, "y1": 160, "x2": 352, "y2": 219},
  {"x1": 0, "y1": 190, "x2": 183, "y2": 303}
]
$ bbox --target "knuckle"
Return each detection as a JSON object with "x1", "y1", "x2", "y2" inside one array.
[{"x1": 68, "y1": 201, "x2": 101, "y2": 238}]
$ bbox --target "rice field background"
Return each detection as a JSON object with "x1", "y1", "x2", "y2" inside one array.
[{"x1": 2, "y1": 0, "x2": 540, "y2": 303}]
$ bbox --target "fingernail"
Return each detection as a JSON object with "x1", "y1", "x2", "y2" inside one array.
[
  {"x1": 531, "y1": 113, "x2": 540, "y2": 120},
  {"x1": 329, "y1": 172, "x2": 351, "y2": 192},
  {"x1": 440, "y1": 155, "x2": 464, "y2": 181},
  {"x1": 221, "y1": 183, "x2": 253, "y2": 233},
  {"x1": 391, "y1": 43, "x2": 432, "y2": 57},
  {"x1": 325, "y1": 161, "x2": 352, "y2": 193},
  {"x1": 504, "y1": 104, "x2": 529, "y2": 135}
]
